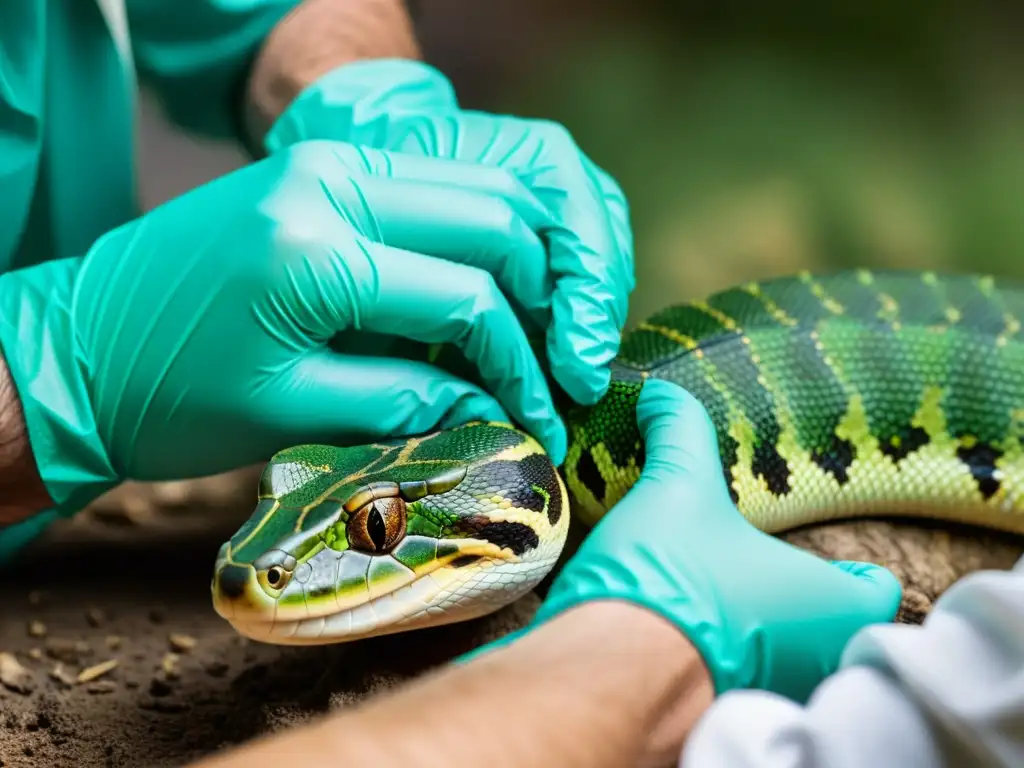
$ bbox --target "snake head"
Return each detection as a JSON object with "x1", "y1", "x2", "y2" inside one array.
[{"x1": 211, "y1": 422, "x2": 569, "y2": 645}]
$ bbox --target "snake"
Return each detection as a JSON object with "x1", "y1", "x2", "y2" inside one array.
[{"x1": 211, "y1": 268, "x2": 1024, "y2": 645}]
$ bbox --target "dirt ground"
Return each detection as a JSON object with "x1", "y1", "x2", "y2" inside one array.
[{"x1": 1, "y1": 469, "x2": 1022, "y2": 768}]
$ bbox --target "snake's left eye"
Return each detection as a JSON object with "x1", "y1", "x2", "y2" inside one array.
[{"x1": 348, "y1": 498, "x2": 407, "y2": 554}]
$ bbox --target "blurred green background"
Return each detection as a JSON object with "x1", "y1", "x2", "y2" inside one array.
[{"x1": 418, "y1": 0, "x2": 1024, "y2": 324}]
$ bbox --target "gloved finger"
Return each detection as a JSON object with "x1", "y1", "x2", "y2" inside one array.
[
  {"x1": 332, "y1": 116, "x2": 632, "y2": 406},
  {"x1": 580, "y1": 154, "x2": 635, "y2": 293},
  {"x1": 321, "y1": 142, "x2": 554, "y2": 233},
  {"x1": 307, "y1": 240, "x2": 566, "y2": 464},
  {"x1": 258, "y1": 352, "x2": 509, "y2": 447},
  {"x1": 634, "y1": 379, "x2": 728, "y2": 487},
  {"x1": 325, "y1": 172, "x2": 553, "y2": 324},
  {"x1": 543, "y1": 167, "x2": 632, "y2": 405},
  {"x1": 830, "y1": 560, "x2": 903, "y2": 622}
]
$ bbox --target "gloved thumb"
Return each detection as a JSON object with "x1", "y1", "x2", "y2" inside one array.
[
  {"x1": 636, "y1": 379, "x2": 728, "y2": 487},
  {"x1": 830, "y1": 559, "x2": 903, "y2": 623}
]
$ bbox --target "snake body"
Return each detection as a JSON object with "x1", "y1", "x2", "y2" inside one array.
[{"x1": 213, "y1": 269, "x2": 1024, "y2": 644}]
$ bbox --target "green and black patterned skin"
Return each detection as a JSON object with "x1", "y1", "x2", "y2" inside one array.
[{"x1": 213, "y1": 269, "x2": 1024, "y2": 645}]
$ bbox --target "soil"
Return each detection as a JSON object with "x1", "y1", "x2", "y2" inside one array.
[{"x1": 1, "y1": 468, "x2": 1022, "y2": 767}]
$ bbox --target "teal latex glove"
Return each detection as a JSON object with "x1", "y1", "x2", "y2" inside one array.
[
  {"x1": 462, "y1": 380, "x2": 903, "y2": 704},
  {"x1": 263, "y1": 59, "x2": 634, "y2": 407},
  {"x1": 0, "y1": 140, "x2": 570, "y2": 540}
]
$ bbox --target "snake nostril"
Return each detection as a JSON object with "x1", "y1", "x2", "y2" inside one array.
[{"x1": 217, "y1": 564, "x2": 252, "y2": 599}]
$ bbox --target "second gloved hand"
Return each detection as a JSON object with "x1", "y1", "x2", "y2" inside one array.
[
  {"x1": 463, "y1": 380, "x2": 902, "y2": 704},
  {"x1": 0, "y1": 140, "x2": 568, "y2": 520},
  {"x1": 262, "y1": 59, "x2": 634, "y2": 407}
]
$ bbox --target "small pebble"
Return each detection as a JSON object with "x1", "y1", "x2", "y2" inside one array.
[
  {"x1": 27, "y1": 648, "x2": 42, "y2": 662},
  {"x1": 86, "y1": 681, "x2": 117, "y2": 695},
  {"x1": 85, "y1": 607, "x2": 106, "y2": 627},
  {"x1": 48, "y1": 664, "x2": 75, "y2": 688},
  {"x1": 168, "y1": 634, "x2": 196, "y2": 653},
  {"x1": 105, "y1": 636, "x2": 122, "y2": 650},
  {"x1": 27, "y1": 621, "x2": 46, "y2": 638},
  {"x1": 161, "y1": 653, "x2": 180, "y2": 680},
  {"x1": 77, "y1": 659, "x2": 118, "y2": 684},
  {"x1": 125, "y1": 679, "x2": 139, "y2": 689},
  {"x1": 0, "y1": 653, "x2": 34, "y2": 694}
]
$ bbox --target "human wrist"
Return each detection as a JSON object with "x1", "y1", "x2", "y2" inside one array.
[
  {"x1": 0, "y1": 351, "x2": 52, "y2": 524},
  {"x1": 523, "y1": 600, "x2": 715, "y2": 761},
  {"x1": 244, "y1": 0, "x2": 421, "y2": 151},
  {"x1": 0, "y1": 262, "x2": 119, "y2": 519}
]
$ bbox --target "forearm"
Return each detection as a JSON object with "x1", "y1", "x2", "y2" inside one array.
[
  {"x1": 190, "y1": 601, "x2": 714, "y2": 768},
  {"x1": 243, "y1": 0, "x2": 421, "y2": 148},
  {"x1": 0, "y1": 351, "x2": 52, "y2": 524}
]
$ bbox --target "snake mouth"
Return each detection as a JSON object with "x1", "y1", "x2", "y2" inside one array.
[{"x1": 210, "y1": 537, "x2": 540, "y2": 645}]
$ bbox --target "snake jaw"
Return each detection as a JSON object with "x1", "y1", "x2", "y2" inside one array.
[
  {"x1": 210, "y1": 535, "x2": 536, "y2": 645},
  {"x1": 218, "y1": 549, "x2": 552, "y2": 646}
]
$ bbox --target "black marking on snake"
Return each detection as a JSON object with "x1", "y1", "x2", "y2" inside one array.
[
  {"x1": 879, "y1": 426, "x2": 930, "y2": 463},
  {"x1": 510, "y1": 454, "x2": 564, "y2": 525},
  {"x1": 474, "y1": 522, "x2": 539, "y2": 556},
  {"x1": 217, "y1": 565, "x2": 250, "y2": 599},
  {"x1": 956, "y1": 442, "x2": 1002, "y2": 500},
  {"x1": 696, "y1": 326, "x2": 789, "y2": 497},
  {"x1": 449, "y1": 555, "x2": 481, "y2": 569},
  {"x1": 576, "y1": 450, "x2": 606, "y2": 505},
  {"x1": 771, "y1": 328, "x2": 851, "y2": 477},
  {"x1": 811, "y1": 436, "x2": 855, "y2": 485},
  {"x1": 751, "y1": 440, "x2": 791, "y2": 495},
  {"x1": 545, "y1": 482, "x2": 563, "y2": 526}
]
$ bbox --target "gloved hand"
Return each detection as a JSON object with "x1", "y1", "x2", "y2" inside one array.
[
  {"x1": 462, "y1": 380, "x2": 903, "y2": 704},
  {"x1": 0, "y1": 140, "x2": 570, "y2": 537},
  {"x1": 262, "y1": 59, "x2": 633, "y2": 407}
]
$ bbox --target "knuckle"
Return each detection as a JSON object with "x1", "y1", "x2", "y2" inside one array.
[
  {"x1": 463, "y1": 271, "x2": 506, "y2": 325},
  {"x1": 486, "y1": 166, "x2": 528, "y2": 200}
]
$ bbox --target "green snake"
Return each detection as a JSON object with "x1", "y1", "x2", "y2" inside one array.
[{"x1": 212, "y1": 269, "x2": 1024, "y2": 644}]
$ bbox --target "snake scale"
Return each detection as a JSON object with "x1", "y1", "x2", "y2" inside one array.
[{"x1": 212, "y1": 268, "x2": 1024, "y2": 645}]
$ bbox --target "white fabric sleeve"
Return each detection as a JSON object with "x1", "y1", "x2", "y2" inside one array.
[{"x1": 680, "y1": 555, "x2": 1024, "y2": 768}]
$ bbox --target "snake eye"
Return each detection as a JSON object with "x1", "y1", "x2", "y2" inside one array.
[
  {"x1": 258, "y1": 564, "x2": 292, "y2": 594},
  {"x1": 347, "y1": 498, "x2": 407, "y2": 554}
]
